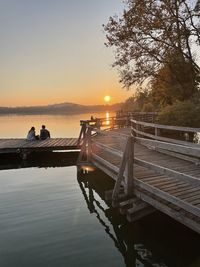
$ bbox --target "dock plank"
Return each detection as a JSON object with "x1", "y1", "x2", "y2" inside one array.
[{"x1": 0, "y1": 138, "x2": 79, "y2": 153}]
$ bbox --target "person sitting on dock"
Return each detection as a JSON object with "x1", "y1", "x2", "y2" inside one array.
[
  {"x1": 40, "y1": 125, "x2": 51, "y2": 140},
  {"x1": 27, "y1": 127, "x2": 39, "y2": 140}
]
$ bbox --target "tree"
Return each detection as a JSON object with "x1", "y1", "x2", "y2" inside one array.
[
  {"x1": 196, "y1": 0, "x2": 200, "y2": 11},
  {"x1": 104, "y1": 0, "x2": 200, "y2": 101},
  {"x1": 150, "y1": 51, "x2": 200, "y2": 107},
  {"x1": 157, "y1": 100, "x2": 200, "y2": 128},
  {"x1": 122, "y1": 96, "x2": 137, "y2": 111},
  {"x1": 122, "y1": 89, "x2": 156, "y2": 112}
]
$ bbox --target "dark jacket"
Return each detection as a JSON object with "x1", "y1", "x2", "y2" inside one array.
[{"x1": 40, "y1": 129, "x2": 50, "y2": 140}]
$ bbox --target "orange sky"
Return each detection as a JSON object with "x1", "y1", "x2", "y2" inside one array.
[{"x1": 0, "y1": 0, "x2": 133, "y2": 107}]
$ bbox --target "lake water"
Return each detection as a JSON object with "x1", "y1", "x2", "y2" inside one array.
[
  {"x1": 0, "y1": 113, "x2": 200, "y2": 267},
  {"x1": 0, "y1": 112, "x2": 113, "y2": 138}
]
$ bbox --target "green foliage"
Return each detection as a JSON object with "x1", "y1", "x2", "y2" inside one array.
[
  {"x1": 157, "y1": 101, "x2": 200, "y2": 127},
  {"x1": 142, "y1": 102, "x2": 155, "y2": 112},
  {"x1": 122, "y1": 96, "x2": 138, "y2": 112},
  {"x1": 122, "y1": 90, "x2": 159, "y2": 112},
  {"x1": 104, "y1": 0, "x2": 200, "y2": 103},
  {"x1": 150, "y1": 52, "x2": 200, "y2": 106},
  {"x1": 196, "y1": 0, "x2": 200, "y2": 10}
]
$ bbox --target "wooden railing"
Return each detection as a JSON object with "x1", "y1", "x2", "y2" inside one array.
[
  {"x1": 131, "y1": 119, "x2": 200, "y2": 144},
  {"x1": 78, "y1": 116, "x2": 200, "y2": 203},
  {"x1": 80, "y1": 116, "x2": 129, "y2": 129},
  {"x1": 77, "y1": 116, "x2": 134, "y2": 200},
  {"x1": 116, "y1": 111, "x2": 158, "y2": 123},
  {"x1": 131, "y1": 119, "x2": 200, "y2": 185},
  {"x1": 79, "y1": 111, "x2": 158, "y2": 136},
  {"x1": 128, "y1": 112, "x2": 158, "y2": 123},
  {"x1": 78, "y1": 116, "x2": 129, "y2": 145},
  {"x1": 77, "y1": 116, "x2": 200, "y2": 232},
  {"x1": 131, "y1": 119, "x2": 200, "y2": 164}
]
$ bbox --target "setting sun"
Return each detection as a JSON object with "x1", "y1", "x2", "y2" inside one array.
[{"x1": 104, "y1": 95, "x2": 111, "y2": 103}]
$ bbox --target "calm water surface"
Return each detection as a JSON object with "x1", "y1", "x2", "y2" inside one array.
[
  {"x1": 0, "y1": 114, "x2": 200, "y2": 267},
  {"x1": 0, "y1": 112, "x2": 113, "y2": 138}
]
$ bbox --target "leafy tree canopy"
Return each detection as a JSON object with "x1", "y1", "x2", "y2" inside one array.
[
  {"x1": 104, "y1": 0, "x2": 200, "y2": 102},
  {"x1": 157, "y1": 100, "x2": 200, "y2": 127}
]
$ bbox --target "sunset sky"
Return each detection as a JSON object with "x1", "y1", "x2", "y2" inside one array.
[{"x1": 0, "y1": 0, "x2": 132, "y2": 107}]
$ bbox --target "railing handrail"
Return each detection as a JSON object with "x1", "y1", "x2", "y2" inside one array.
[
  {"x1": 127, "y1": 111, "x2": 158, "y2": 115},
  {"x1": 135, "y1": 136, "x2": 200, "y2": 156},
  {"x1": 131, "y1": 118, "x2": 200, "y2": 163},
  {"x1": 131, "y1": 119, "x2": 200, "y2": 133},
  {"x1": 80, "y1": 116, "x2": 200, "y2": 146},
  {"x1": 81, "y1": 116, "x2": 200, "y2": 138},
  {"x1": 80, "y1": 116, "x2": 129, "y2": 125}
]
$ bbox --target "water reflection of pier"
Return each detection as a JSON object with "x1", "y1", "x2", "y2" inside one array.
[
  {"x1": 78, "y1": 170, "x2": 200, "y2": 267},
  {"x1": 1, "y1": 152, "x2": 200, "y2": 266},
  {"x1": 77, "y1": 172, "x2": 137, "y2": 266},
  {"x1": 0, "y1": 151, "x2": 79, "y2": 170}
]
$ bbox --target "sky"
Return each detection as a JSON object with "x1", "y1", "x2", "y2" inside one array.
[{"x1": 0, "y1": 0, "x2": 133, "y2": 107}]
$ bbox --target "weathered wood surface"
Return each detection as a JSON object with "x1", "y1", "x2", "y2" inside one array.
[
  {"x1": 0, "y1": 138, "x2": 79, "y2": 153},
  {"x1": 90, "y1": 127, "x2": 200, "y2": 234},
  {"x1": 131, "y1": 119, "x2": 200, "y2": 133}
]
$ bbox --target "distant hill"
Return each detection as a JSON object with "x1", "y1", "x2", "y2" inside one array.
[{"x1": 0, "y1": 102, "x2": 122, "y2": 115}]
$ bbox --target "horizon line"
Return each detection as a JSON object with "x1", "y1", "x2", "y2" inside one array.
[{"x1": 0, "y1": 101, "x2": 122, "y2": 108}]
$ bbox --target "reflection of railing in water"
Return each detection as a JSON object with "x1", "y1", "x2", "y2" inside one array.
[{"x1": 77, "y1": 172, "x2": 170, "y2": 267}]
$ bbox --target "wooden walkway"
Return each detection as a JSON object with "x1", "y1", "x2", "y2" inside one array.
[
  {"x1": 77, "y1": 117, "x2": 200, "y2": 234},
  {"x1": 0, "y1": 138, "x2": 79, "y2": 156},
  {"x1": 91, "y1": 128, "x2": 200, "y2": 233}
]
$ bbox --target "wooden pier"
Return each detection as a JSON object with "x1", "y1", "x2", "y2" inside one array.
[
  {"x1": 0, "y1": 138, "x2": 79, "y2": 158},
  {"x1": 77, "y1": 115, "x2": 200, "y2": 234}
]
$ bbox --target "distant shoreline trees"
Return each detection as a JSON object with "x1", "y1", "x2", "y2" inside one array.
[{"x1": 104, "y1": 0, "x2": 200, "y2": 125}]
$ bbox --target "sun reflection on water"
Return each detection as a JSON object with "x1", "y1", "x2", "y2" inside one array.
[{"x1": 105, "y1": 112, "x2": 110, "y2": 126}]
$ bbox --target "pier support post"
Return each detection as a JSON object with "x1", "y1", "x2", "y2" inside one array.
[
  {"x1": 126, "y1": 136, "x2": 134, "y2": 196},
  {"x1": 87, "y1": 127, "x2": 92, "y2": 162},
  {"x1": 77, "y1": 126, "x2": 92, "y2": 169},
  {"x1": 77, "y1": 124, "x2": 87, "y2": 147},
  {"x1": 20, "y1": 149, "x2": 30, "y2": 160}
]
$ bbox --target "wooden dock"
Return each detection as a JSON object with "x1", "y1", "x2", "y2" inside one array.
[
  {"x1": 77, "y1": 116, "x2": 200, "y2": 234},
  {"x1": 0, "y1": 138, "x2": 79, "y2": 158}
]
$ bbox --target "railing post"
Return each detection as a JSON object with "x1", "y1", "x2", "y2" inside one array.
[
  {"x1": 77, "y1": 124, "x2": 92, "y2": 166},
  {"x1": 112, "y1": 117, "x2": 114, "y2": 129},
  {"x1": 87, "y1": 127, "x2": 92, "y2": 162},
  {"x1": 126, "y1": 116, "x2": 129, "y2": 127},
  {"x1": 125, "y1": 136, "x2": 135, "y2": 196},
  {"x1": 77, "y1": 123, "x2": 86, "y2": 147},
  {"x1": 131, "y1": 118, "x2": 136, "y2": 138},
  {"x1": 155, "y1": 127, "x2": 160, "y2": 139},
  {"x1": 112, "y1": 140, "x2": 129, "y2": 202},
  {"x1": 135, "y1": 123, "x2": 139, "y2": 137},
  {"x1": 112, "y1": 134, "x2": 135, "y2": 204},
  {"x1": 96, "y1": 119, "x2": 101, "y2": 129},
  {"x1": 155, "y1": 127, "x2": 157, "y2": 137}
]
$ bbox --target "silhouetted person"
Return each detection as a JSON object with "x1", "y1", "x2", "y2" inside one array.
[
  {"x1": 27, "y1": 126, "x2": 39, "y2": 140},
  {"x1": 40, "y1": 125, "x2": 51, "y2": 140}
]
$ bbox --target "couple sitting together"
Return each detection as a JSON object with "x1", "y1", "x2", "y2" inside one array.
[{"x1": 27, "y1": 125, "x2": 51, "y2": 141}]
